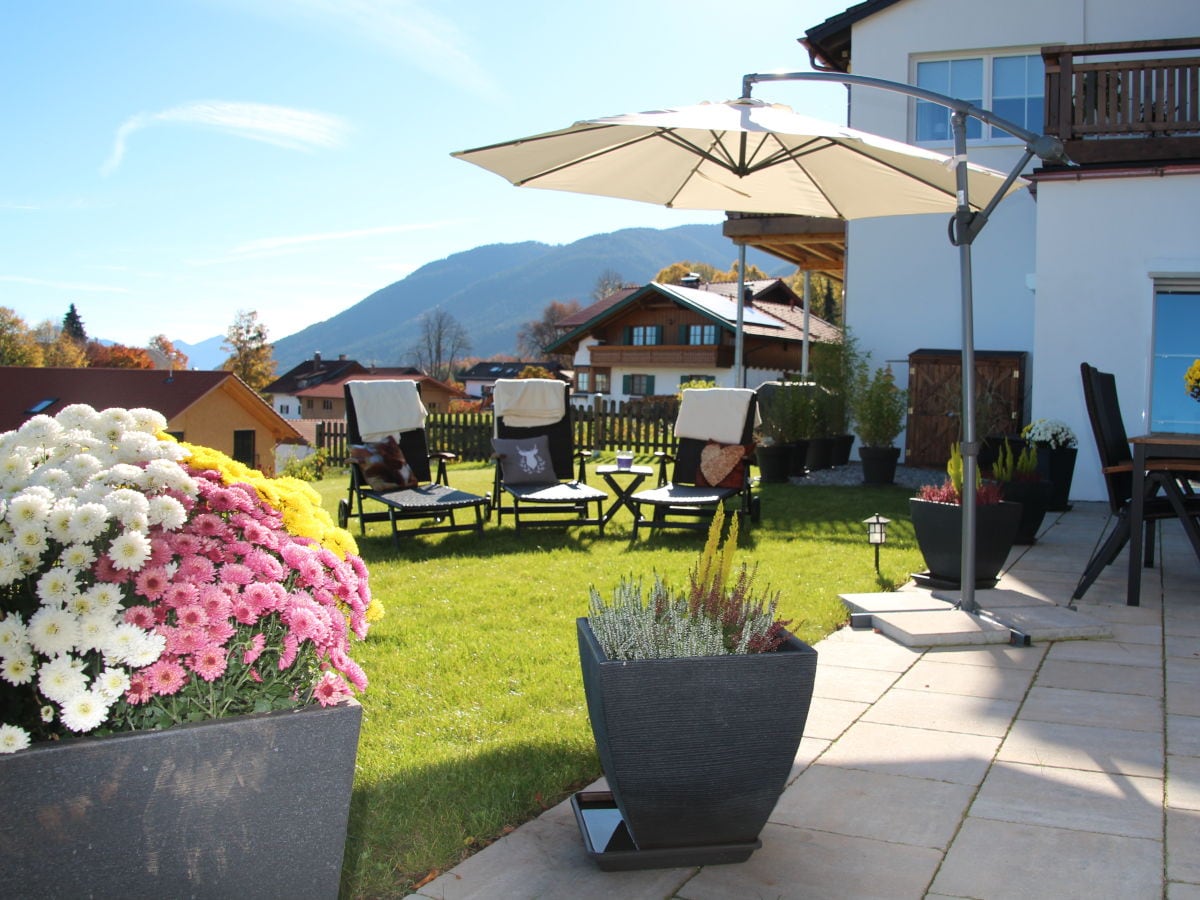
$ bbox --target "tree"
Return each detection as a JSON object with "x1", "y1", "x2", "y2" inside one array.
[
  {"x1": 221, "y1": 310, "x2": 276, "y2": 391},
  {"x1": 654, "y1": 260, "x2": 770, "y2": 284},
  {"x1": 86, "y1": 341, "x2": 155, "y2": 369},
  {"x1": 149, "y1": 334, "x2": 189, "y2": 370},
  {"x1": 516, "y1": 299, "x2": 581, "y2": 361},
  {"x1": 784, "y1": 271, "x2": 843, "y2": 325},
  {"x1": 409, "y1": 308, "x2": 471, "y2": 382},
  {"x1": 0, "y1": 307, "x2": 44, "y2": 366},
  {"x1": 33, "y1": 321, "x2": 87, "y2": 367},
  {"x1": 61, "y1": 304, "x2": 87, "y2": 345},
  {"x1": 592, "y1": 269, "x2": 627, "y2": 302},
  {"x1": 517, "y1": 365, "x2": 554, "y2": 379}
]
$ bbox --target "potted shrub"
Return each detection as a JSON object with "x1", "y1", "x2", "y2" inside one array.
[
  {"x1": 992, "y1": 439, "x2": 1054, "y2": 544},
  {"x1": 573, "y1": 507, "x2": 817, "y2": 870},
  {"x1": 909, "y1": 444, "x2": 1022, "y2": 588},
  {"x1": 755, "y1": 382, "x2": 805, "y2": 480},
  {"x1": 0, "y1": 405, "x2": 375, "y2": 897},
  {"x1": 1021, "y1": 418, "x2": 1078, "y2": 511},
  {"x1": 854, "y1": 364, "x2": 907, "y2": 485},
  {"x1": 811, "y1": 330, "x2": 863, "y2": 467}
]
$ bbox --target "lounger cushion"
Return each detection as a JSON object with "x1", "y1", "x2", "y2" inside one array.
[
  {"x1": 493, "y1": 435, "x2": 554, "y2": 485},
  {"x1": 696, "y1": 442, "x2": 749, "y2": 489},
  {"x1": 350, "y1": 437, "x2": 418, "y2": 491}
]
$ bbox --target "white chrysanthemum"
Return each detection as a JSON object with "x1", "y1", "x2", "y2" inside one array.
[
  {"x1": 30, "y1": 466, "x2": 74, "y2": 495},
  {"x1": 17, "y1": 415, "x2": 63, "y2": 445},
  {"x1": 27, "y1": 606, "x2": 80, "y2": 655},
  {"x1": 60, "y1": 451, "x2": 103, "y2": 485},
  {"x1": 61, "y1": 542, "x2": 98, "y2": 572},
  {"x1": 127, "y1": 407, "x2": 168, "y2": 433},
  {"x1": 1, "y1": 651, "x2": 35, "y2": 685},
  {"x1": 0, "y1": 724, "x2": 31, "y2": 753},
  {"x1": 40, "y1": 704, "x2": 55, "y2": 723},
  {"x1": 143, "y1": 458, "x2": 196, "y2": 494},
  {"x1": 37, "y1": 655, "x2": 88, "y2": 703},
  {"x1": 60, "y1": 687, "x2": 110, "y2": 733},
  {"x1": 66, "y1": 591, "x2": 97, "y2": 617},
  {"x1": 0, "y1": 542, "x2": 24, "y2": 585},
  {"x1": 148, "y1": 494, "x2": 188, "y2": 530},
  {"x1": 76, "y1": 611, "x2": 116, "y2": 652},
  {"x1": 0, "y1": 452, "x2": 34, "y2": 486},
  {"x1": 73, "y1": 481, "x2": 112, "y2": 505},
  {"x1": 13, "y1": 525, "x2": 49, "y2": 559},
  {"x1": 104, "y1": 623, "x2": 164, "y2": 668},
  {"x1": 45, "y1": 501, "x2": 77, "y2": 544},
  {"x1": 108, "y1": 531, "x2": 152, "y2": 571},
  {"x1": 95, "y1": 667, "x2": 130, "y2": 701},
  {"x1": 114, "y1": 431, "x2": 159, "y2": 464},
  {"x1": 0, "y1": 613, "x2": 27, "y2": 655},
  {"x1": 7, "y1": 491, "x2": 53, "y2": 527},
  {"x1": 53, "y1": 404, "x2": 101, "y2": 432},
  {"x1": 36, "y1": 566, "x2": 80, "y2": 606},
  {"x1": 83, "y1": 582, "x2": 124, "y2": 615},
  {"x1": 68, "y1": 503, "x2": 110, "y2": 544},
  {"x1": 96, "y1": 408, "x2": 137, "y2": 443},
  {"x1": 103, "y1": 488, "x2": 150, "y2": 527},
  {"x1": 104, "y1": 462, "x2": 146, "y2": 487}
]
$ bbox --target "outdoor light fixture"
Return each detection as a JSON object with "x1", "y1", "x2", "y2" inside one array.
[{"x1": 863, "y1": 513, "x2": 890, "y2": 574}]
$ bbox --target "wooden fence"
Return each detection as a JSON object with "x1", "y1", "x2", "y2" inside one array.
[{"x1": 314, "y1": 397, "x2": 682, "y2": 465}]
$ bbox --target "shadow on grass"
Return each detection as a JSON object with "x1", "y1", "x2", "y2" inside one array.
[{"x1": 339, "y1": 740, "x2": 599, "y2": 898}]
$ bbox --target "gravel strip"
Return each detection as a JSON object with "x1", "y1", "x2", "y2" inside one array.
[{"x1": 781, "y1": 463, "x2": 945, "y2": 490}]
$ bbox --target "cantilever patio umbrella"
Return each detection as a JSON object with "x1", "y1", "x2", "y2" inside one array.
[{"x1": 453, "y1": 90, "x2": 1044, "y2": 612}]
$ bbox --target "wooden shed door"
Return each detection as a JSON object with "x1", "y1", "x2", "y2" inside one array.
[{"x1": 906, "y1": 350, "x2": 1027, "y2": 468}]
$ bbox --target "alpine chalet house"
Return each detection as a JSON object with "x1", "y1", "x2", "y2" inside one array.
[
  {"x1": 748, "y1": 0, "x2": 1200, "y2": 500},
  {"x1": 546, "y1": 277, "x2": 839, "y2": 401}
]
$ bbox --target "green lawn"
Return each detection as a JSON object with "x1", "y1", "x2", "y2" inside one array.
[{"x1": 318, "y1": 457, "x2": 925, "y2": 898}]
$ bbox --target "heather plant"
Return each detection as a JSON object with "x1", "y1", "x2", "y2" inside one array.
[
  {"x1": 915, "y1": 443, "x2": 1004, "y2": 505},
  {"x1": 0, "y1": 405, "x2": 374, "y2": 753},
  {"x1": 991, "y1": 440, "x2": 1038, "y2": 482},
  {"x1": 587, "y1": 506, "x2": 790, "y2": 659}
]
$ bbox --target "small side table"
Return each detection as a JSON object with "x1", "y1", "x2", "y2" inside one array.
[{"x1": 597, "y1": 464, "x2": 655, "y2": 527}]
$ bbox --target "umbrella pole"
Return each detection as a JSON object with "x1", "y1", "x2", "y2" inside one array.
[
  {"x1": 802, "y1": 271, "x2": 812, "y2": 379},
  {"x1": 735, "y1": 243, "x2": 747, "y2": 388}
]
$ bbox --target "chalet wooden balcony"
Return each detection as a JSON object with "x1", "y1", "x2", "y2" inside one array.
[
  {"x1": 1043, "y1": 38, "x2": 1200, "y2": 166},
  {"x1": 588, "y1": 344, "x2": 734, "y2": 368}
]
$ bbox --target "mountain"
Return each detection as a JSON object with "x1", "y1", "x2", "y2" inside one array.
[
  {"x1": 174, "y1": 335, "x2": 227, "y2": 371},
  {"x1": 270, "y1": 223, "x2": 786, "y2": 372}
]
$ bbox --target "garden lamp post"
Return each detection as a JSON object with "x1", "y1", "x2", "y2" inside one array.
[{"x1": 863, "y1": 513, "x2": 890, "y2": 575}]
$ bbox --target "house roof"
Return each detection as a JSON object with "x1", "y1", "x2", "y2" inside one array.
[
  {"x1": 0, "y1": 367, "x2": 302, "y2": 440},
  {"x1": 262, "y1": 354, "x2": 370, "y2": 395},
  {"x1": 546, "y1": 281, "x2": 839, "y2": 353},
  {"x1": 458, "y1": 361, "x2": 566, "y2": 380},
  {"x1": 801, "y1": 0, "x2": 905, "y2": 72},
  {"x1": 297, "y1": 371, "x2": 469, "y2": 400}
]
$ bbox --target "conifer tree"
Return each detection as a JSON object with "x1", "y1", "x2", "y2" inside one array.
[{"x1": 62, "y1": 303, "x2": 87, "y2": 344}]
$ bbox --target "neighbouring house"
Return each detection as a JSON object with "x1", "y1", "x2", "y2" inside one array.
[
  {"x1": 545, "y1": 278, "x2": 840, "y2": 401},
  {"x1": 0, "y1": 367, "x2": 304, "y2": 476},
  {"x1": 293, "y1": 370, "x2": 468, "y2": 420},
  {"x1": 458, "y1": 360, "x2": 570, "y2": 401},
  {"x1": 725, "y1": 2, "x2": 1200, "y2": 501},
  {"x1": 263, "y1": 352, "x2": 397, "y2": 419}
]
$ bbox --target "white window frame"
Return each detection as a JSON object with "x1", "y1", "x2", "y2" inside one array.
[
  {"x1": 1150, "y1": 277, "x2": 1200, "y2": 434},
  {"x1": 911, "y1": 49, "x2": 1043, "y2": 147}
]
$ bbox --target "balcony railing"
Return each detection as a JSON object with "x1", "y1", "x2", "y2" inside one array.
[
  {"x1": 1043, "y1": 38, "x2": 1200, "y2": 165},
  {"x1": 587, "y1": 344, "x2": 733, "y2": 368}
]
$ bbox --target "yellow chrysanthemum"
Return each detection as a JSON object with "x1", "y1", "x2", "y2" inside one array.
[
  {"x1": 1186, "y1": 359, "x2": 1200, "y2": 402},
  {"x1": 365, "y1": 598, "x2": 386, "y2": 622}
]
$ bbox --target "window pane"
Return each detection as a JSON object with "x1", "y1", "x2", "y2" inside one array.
[
  {"x1": 916, "y1": 100, "x2": 949, "y2": 141},
  {"x1": 917, "y1": 60, "x2": 949, "y2": 94},
  {"x1": 950, "y1": 58, "x2": 982, "y2": 99},
  {"x1": 993, "y1": 55, "x2": 1026, "y2": 96},
  {"x1": 1150, "y1": 290, "x2": 1200, "y2": 433}
]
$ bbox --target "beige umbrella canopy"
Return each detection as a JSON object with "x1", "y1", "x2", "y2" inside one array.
[{"x1": 452, "y1": 97, "x2": 1023, "y2": 219}]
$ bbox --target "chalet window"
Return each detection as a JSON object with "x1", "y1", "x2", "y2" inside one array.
[
  {"x1": 685, "y1": 324, "x2": 718, "y2": 345},
  {"x1": 914, "y1": 53, "x2": 1042, "y2": 143},
  {"x1": 1150, "y1": 283, "x2": 1200, "y2": 433},
  {"x1": 279, "y1": 404, "x2": 290, "y2": 415},
  {"x1": 232, "y1": 430, "x2": 256, "y2": 468},
  {"x1": 576, "y1": 371, "x2": 591, "y2": 392},
  {"x1": 322, "y1": 399, "x2": 333, "y2": 410},
  {"x1": 680, "y1": 374, "x2": 714, "y2": 386},
  {"x1": 623, "y1": 374, "x2": 655, "y2": 396},
  {"x1": 306, "y1": 398, "x2": 314, "y2": 409},
  {"x1": 593, "y1": 369, "x2": 611, "y2": 393},
  {"x1": 626, "y1": 325, "x2": 663, "y2": 346}
]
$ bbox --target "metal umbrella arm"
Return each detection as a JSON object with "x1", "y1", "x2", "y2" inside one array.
[{"x1": 739, "y1": 70, "x2": 1069, "y2": 613}]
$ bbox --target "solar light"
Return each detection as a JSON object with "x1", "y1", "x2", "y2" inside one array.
[{"x1": 863, "y1": 513, "x2": 890, "y2": 573}]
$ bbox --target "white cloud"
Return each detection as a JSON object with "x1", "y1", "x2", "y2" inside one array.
[
  {"x1": 0, "y1": 275, "x2": 129, "y2": 294},
  {"x1": 101, "y1": 101, "x2": 349, "y2": 175}
]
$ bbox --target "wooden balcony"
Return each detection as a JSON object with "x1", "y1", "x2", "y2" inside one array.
[
  {"x1": 1043, "y1": 38, "x2": 1200, "y2": 166},
  {"x1": 588, "y1": 344, "x2": 734, "y2": 368}
]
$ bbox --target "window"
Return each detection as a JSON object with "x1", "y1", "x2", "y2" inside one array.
[
  {"x1": 306, "y1": 398, "x2": 314, "y2": 409},
  {"x1": 627, "y1": 325, "x2": 662, "y2": 346},
  {"x1": 233, "y1": 430, "x2": 256, "y2": 468},
  {"x1": 1150, "y1": 285, "x2": 1200, "y2": 433},
  {"x1": 623, "y1": 374, "x2": 655, "y2": 396},
  {"x1": 279, "y1": 403, "x2": 290, "y2": 416},
  {"x1": 685, "y1": 324, "x2": 717, "y2": 345},
  {"x1": 322, "y1": 399, "x2": 333, "y2": 410},
  {"x1": 576, "y1": 371, "x2": 590, "y2": 392},
  {"x1": 915, "y1": 53, "x2": 1042, "y2": 143},
  {"x1": 593, "y1": 370, "x2": 611, "y2": 393}
]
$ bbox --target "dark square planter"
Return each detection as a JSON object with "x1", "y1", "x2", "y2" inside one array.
[
  {"x1": 0, "y1": 701, "x2": 362, "y2": 899},
  {"x1": 575, "y1": 618, "x2": 817, "y2": 866},
  {"x1": 859, "y1": 446, "x2": 901, "y2": 484},
  {"x1": 909, "y1": 497, "x2": 1022, "y2": 588}
]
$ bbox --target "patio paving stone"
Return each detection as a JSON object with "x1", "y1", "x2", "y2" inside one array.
[
  {"x1": 1169, "y1": 714, "x2": 1200, "y2": 756},
  {"x1": 1044, "y1": 639, "x2": 1163, "y2": 668},
  {"x1": 1168, "y1": 753, "x2": 1200, "y2": 810},
  {"x1": 812, "y1": 662, "x2": 901, "y2": 703},
  {"x1": 1167, "y1": 808, "x2": 1200, "y2": 884},
  {"x1": 1018, "y1": 685, "x2": 1165, "y2": 732},
  {"x1": 892, "y1": 655, "x2": 1038, "y2": 700},
  {"x1": 861, "y1": 686, "x2": 1019, "y2": 737},
  {"x1": 816, "y1": 720, "x2": 1000, "y2": 784},
  {"x1": 1036, "y1": 658, "x2": 1164, "y2": 697},
  {"x1": 996, "y1": 719, "x2": 1164, "y2": 777},
  {"x1": 801, "y1": 696, "x2": 869, "y2": 741}
]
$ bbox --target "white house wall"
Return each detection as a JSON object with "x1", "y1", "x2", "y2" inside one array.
[
  {"x1": 830, "y1": 0, "x2": 1200, "y2": 501},
  {"x1": 1035, "y1": 172, "x2": 1200, "y2": 500}
]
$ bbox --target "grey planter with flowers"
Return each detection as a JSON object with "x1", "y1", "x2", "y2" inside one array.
[{"x1": 1022, "y1": 418, "x2": 1078, "y2": 511}]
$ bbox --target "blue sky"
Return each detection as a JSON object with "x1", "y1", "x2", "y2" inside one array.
[{"x1": 1, "y1": 0, "x2": 852, "y2": 350}]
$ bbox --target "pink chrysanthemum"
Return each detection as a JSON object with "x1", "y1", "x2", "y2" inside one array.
[
  {"x1": 164, "y1": 626, "x2": 207, "y2": 656},
  {"x1": 312, "y1": 671, "x2": 351, "y2": 707},
  {"x1": 197, "y1": 585, "x2": 232, "y2": 619},
  {"x1": 93, "y1": 554, "x2": 132, "y2": 583},
  {"x1": 176, "y1": 555, "x2": 215, "y2": 583},
  {"x1": 242, "y1": 632, "x2": 267, "y2": 666},
  {"x1": 124, "y1": 605, "x2": 156, "y2": 629},
  {"x1": 219, "y1": 562, "x2": 254, "y2": 586},
  {"x1": 191, "y1": 513, "x2": 226, "y2": 538},
  {"x1": 244, "y1": 548, "x2": 284, "y2": 581},
  {"x1": 242, "y1": 582, "x2": 279, "y2": 615},
  {"x1": 175, "y1": 604, "x2": 208, "y2": 629},
  {"x1": 162, "y1": 582, "x2": 200, "y2": 609},
  {"x1": 231, "y1": 595, "x2": 258, "y2": 626},
  {"x1": 205, "y1": 620, "x2": 236, "y2": 646},
  {"x1": 278, "y1": 633, "x2": 299, "y2": 670},
  {"x1": 134, "y1": 565, "x2": 171, "y2": 600},
  {"x1": 126, "y1": 672, "x2": 153, "y2": 705},
  {"x1": 144, "y1": 659, "x2": 187, "y2": 696},
  {"x1": 284, "y1": 599, "x2": 327, "y2": 643},
  {"x1": 189, "y1": 645, "x2": 228, "y2": 682},
  {"x1": 169, "y1": 532, "x2": 203, "y2": 556}
]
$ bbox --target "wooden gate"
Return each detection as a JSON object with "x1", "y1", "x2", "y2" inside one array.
[{"x1": 905, "y1": 349, "x2": 1029, "y2": 468}]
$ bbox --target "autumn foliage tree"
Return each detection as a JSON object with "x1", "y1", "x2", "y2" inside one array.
[
  {"x1": 221, "y1": 310, "x2": 276, "y2": 392},
  {"x1": 149, "y1": 334, "x2": 189, "y2": 370},
  {"x1": 654, "y1": 260, "x2": 771, "y2": 284},
  {"x1": 0, "y1": 307, "x2": 44, "y2": 366},
  {"x1": 516, "y1": 299, "x2": 580, "y2": 362},
  {"x1": 85, "y1": 341, "x2": 155, "y2": 369},
  {"x1": 33, "y1": 321, "x2": 88, "y2": 367}
]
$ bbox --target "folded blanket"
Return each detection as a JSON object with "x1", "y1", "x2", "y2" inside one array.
[
  {"x1": 493, "y1": 379, "x2": 565, "y2": 430},
  {"x1": 674, "y1": 388, "x2": 757, "y2": 444},
  {"x1": 348, "y1": 380, "x2": 427, "y2": 442}
]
